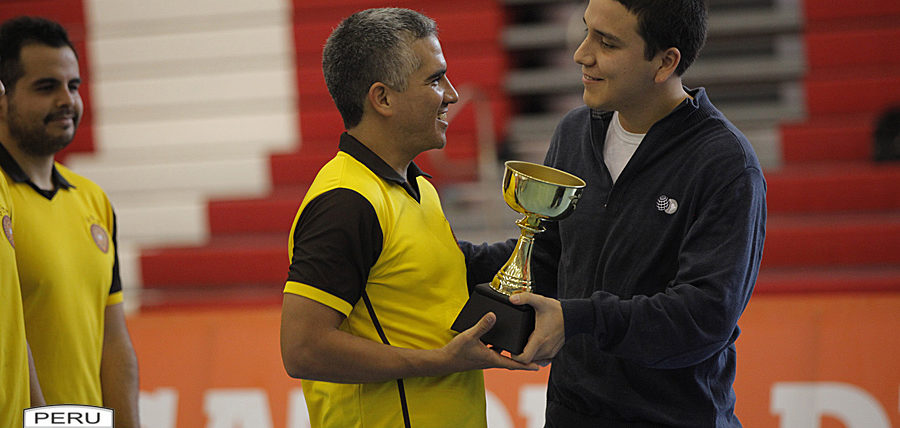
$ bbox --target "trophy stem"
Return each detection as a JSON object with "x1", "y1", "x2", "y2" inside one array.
[{"x1": 491, "y1": 215, "x2": 544, "y2": 295}]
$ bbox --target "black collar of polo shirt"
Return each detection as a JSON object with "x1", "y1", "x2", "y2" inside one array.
[
  {"x1": 338, "y1": 132, "x2": 432, "y2": 202},
  {"x1": 0, "y1": 141, "x2": 75, "y2": 200}
]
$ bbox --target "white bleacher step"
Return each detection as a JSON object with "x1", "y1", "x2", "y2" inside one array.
[
  {"x1": 707, "y1": 7, "x2": 801, "y2": 36},
  {"x1": 94, "y1": 96, "x2": 296, "y2": 123},
  {"x1": 502, "y1": 23, "x2": 568, "y2": 51},
  {"x1": 684, "y1": 54, "x2": 805, "y2": 86},
  {"x1": 67, "y1": 156, "x2": 271, "y2": 198},
  {"x1": 93, "y1": 68, "x2": 295, "y2": 108},
  {"x1": 506, "y1": 142, "x2": 550, "y2": 166},
  {"x1": 716, "y1": 99, "x2": 805, "y2": 128},
  {"x1": 94, "y1": 53, "x2": 293, "y2": 81},
  {"x1": 108, "y1": 191, "x2": 210, "y2": 246},
  {"x1": 88, "y1": 26, "x2": 293, "y2": 73},
  {"x1": 90, "y1": 112, "x2": 297, "y2": 154},
  {"x1": 92, "y1": 11, "x2": 289, "y2": 39},
  {"x1": 88, "y1": 0, "x2": 287, "y2": 25},
  {"x1": 66, "y1": 138, "x2": 293, "y2": 165},
  {"x1": 507, "y1": 113, "x2": 566, "y2": 145}
]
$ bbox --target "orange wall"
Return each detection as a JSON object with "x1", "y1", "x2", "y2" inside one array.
[{"x1": 130, "y1": 293, "x2": 900, "y2": 427}]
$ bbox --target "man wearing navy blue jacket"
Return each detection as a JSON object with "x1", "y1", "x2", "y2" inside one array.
[{"x1": 461, "y1": 0, "x2": 766, "y2": 426}]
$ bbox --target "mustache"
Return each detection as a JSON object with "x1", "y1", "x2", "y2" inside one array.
[{"x1": 44, "y1": 109, "x2": 78, "y2": 123}]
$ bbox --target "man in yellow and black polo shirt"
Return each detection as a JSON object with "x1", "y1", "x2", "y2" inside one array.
[
  {"x1": 0, "y1": 17, "x2": 139, "y2": 427},
  {"x1": 1, "y1": 140, "x2": 45, "y2": 428},
  {"x1": 280, "y1": 8, "x2": 538, "y2": 428},
  {"x1": 0, "y1": 74, "x2": 44, "y2": 428}
]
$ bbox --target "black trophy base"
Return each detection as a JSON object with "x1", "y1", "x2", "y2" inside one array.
[{"x1": 451, "y1": 283, "x2": 535, "y2": 354}]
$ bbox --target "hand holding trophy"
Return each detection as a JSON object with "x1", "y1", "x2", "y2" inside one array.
[{"x1": 453, "y1": 161, "x2": 585, "y2": 354}]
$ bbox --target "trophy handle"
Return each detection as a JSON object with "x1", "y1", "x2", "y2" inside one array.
[{"x1": 491, "y1": 214, "x2": 544, "y2": 295}]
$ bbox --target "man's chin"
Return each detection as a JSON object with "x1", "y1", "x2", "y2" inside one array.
[
  {"x1": 19, "y1": 138, "x2": 74, "y2": 157},
  {"x1": 582, "y1": 93, "x2": 607, "y2": 110}
]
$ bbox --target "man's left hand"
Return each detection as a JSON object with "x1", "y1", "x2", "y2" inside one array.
[{"x1": 509, "y1": 292, "x2": 565, "y2": 364}]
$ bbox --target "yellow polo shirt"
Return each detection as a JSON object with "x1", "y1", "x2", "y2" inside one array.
[
  {"x1": 284, "y1": 134, "x2": 486, "y2": 428},
  {"x1": 1, "y1": 144, "x2": 122, "y2": 406},
  {"x1": 1, "y1": 173, "x2": 29, "y2": 428}
]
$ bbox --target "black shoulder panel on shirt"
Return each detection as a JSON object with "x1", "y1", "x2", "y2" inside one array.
[
  {"x1": 109, "y1": 210, "x2": 122, "y2": 295},
  {"x1": 286, "y1": 188, "x2": 383, "y2": 307}
]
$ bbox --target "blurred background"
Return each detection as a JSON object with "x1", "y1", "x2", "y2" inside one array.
[{"x1": 2, "y1": 0, "x2": 898, "y2": 426}]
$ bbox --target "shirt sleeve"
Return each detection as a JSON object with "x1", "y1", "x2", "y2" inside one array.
[
  {"x1": 458, "y1": 239, "x2": 516, "y2": 290},
  {"x1": 285, "y1": 188, "x2": 382, "y2": 315},
  {"x1": 107, "y1": 209, "x2": 123, "y2": 305}
]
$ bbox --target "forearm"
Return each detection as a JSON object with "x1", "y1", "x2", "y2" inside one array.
[
  {"x1": 101, "y1": 305, "x2": 140, "y2": 428},
  {"x1": 283, "y1": 328, "x2": 455, "y2": 383},
  {"x1": 563, "y1": 283, "x2": 745, "y2": 369},
  {"x1": 281, "y1": 294, "x2": 534, "y2": 382}
]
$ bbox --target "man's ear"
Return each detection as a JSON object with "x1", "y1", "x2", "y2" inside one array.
[
  {"x1": 367, "y1": 82, "x2": 394, "y2": 118},
  {"x1": 654, "y1": 47, "x2": 682, "y2": 83}
]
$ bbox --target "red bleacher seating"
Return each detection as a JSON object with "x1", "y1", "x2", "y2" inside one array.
[
  {"x1": 803, "y1": 0, "x2": 900, "y2": 30},
  {"x1": 764, "y1": 0, "x2": 900, "y2": 293},
  {"x1": 131, "y1": 0, "x2": 899, "y2": 303},
  {"x1": 766, "y1": 164, "x2": 900, "y2": 213},
  {"x1": 138, "y1": 1, "x2": 512, "y2": 307},
  {"x1": 780, "y1": 118, "x2": 871, "y2": 163}
]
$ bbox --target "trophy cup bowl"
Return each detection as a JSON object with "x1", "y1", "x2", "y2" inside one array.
[
  {"x1": 493, "y1": 161, "x2": 586, "y2": 295},
  {"x1": 452, "y1": 161, "x2": 585, "y2": 354}
]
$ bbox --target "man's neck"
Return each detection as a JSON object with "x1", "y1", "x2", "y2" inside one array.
[
  {"x1": 347, "y1": 127, "x2": 413, "y2": 179},
  {"x1": 617, "y1": 83, "x2": 689, "y2": 134},
  {"x1": 0, "y1": 139, "x2": 56, "y2": 190}
]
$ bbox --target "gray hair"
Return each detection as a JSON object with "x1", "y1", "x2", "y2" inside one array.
[{"x1": 322, "y1": 8, "x2": 438, "y2": 128}]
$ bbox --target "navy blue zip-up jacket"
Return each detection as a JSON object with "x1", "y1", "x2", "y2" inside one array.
[{"x1": 461, "y1": 88, "x2": 766, "y2": 427}]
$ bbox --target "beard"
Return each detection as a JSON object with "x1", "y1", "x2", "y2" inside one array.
[{"x1": 6, "y1": 103, "x2": 79, "y2": 157}]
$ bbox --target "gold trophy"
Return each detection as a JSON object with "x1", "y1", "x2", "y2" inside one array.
[{"x1": 453, "y1": 161, "x2": 585, "y2": 354}]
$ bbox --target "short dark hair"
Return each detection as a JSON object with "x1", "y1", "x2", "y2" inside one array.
[
  {"x1": 0, "y1": 16, "x2": 77, "y2": 92},
  {"x1": 614, "y1": 0, "x2": 707, "y2": 76},
  {"x1": 322, "y1": 8, "x2": 437, "y2": 129}
]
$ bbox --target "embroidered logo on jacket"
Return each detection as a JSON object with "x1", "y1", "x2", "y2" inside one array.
[
  {"x1": 2, "y1": 214, "x2": 13, "y2": 248},
  {"x1": 656, "y1": 195, "x2": 678, "y2": 215},
  {"x1": 91, "y1": 224, "x2": 110, "y2": 253}
]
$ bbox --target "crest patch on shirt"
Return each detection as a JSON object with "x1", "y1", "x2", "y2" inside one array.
[
  {"x1": 656, "y1": 195, "x2": 678, "y2": 215},
  {"x1": 2, "y1": 215, "x2": 13, "y2": 248},
  {"x1": 91, "y1": 223, "x2": 110, "y2": 253}
]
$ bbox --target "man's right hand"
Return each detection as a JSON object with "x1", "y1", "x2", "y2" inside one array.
[{"x1": 440, "y1": 313, "x2": 541, "y2": 373}]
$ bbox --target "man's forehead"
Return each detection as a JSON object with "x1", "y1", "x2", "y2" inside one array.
[
  {"x1": 19, "y1": 44, "x2": 79, "y2": 67},
  {"x1": 584, "y1": 0, "x2": 640, "y2": 39},
  {"x1": 411, "y1": 37, "x2": 446, "y2": 74},
  {"x1": 18, "y1": 44, "x2": 80, "y2": 79}
]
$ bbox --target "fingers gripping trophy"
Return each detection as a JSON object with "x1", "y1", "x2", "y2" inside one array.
[{"x1": 453, "y1": 161, "x2": 585, "y2": 354}]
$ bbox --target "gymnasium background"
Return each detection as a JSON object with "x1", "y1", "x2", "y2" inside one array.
[{"x1": 2, "y1": 0, "x2": 898, "y2": 426}]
